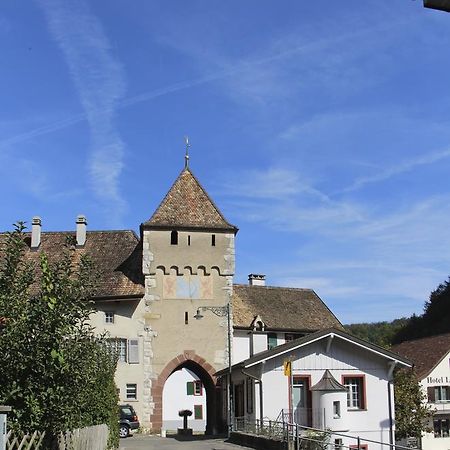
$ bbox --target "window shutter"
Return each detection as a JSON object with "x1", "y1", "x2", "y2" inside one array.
[
  {"x1": 360, "y1": 378, "x2": 366, "y2": 409},
  {"x1": 427, "y1": 387, "x2": 435, "y2": 402},
  {"x1": 128, "y1": 339, "x2": 139, "y2": 364},
  {"x1": 268, "y1": 333, "x2": 277, "y2": 350},
  {"x1": 194, "y1": 405, "x2": 203, "y2": 419},
  {"x1": 187, "y1": 381, "x2": 194, "y2": 395}
]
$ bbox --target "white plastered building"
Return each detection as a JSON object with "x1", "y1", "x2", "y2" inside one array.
[
  {"x1": 392, "y1": 332, "x2": 450, "y2": 450},
  {"x1": 218, "y1": 328, "x2": 412, "y2": 450}
]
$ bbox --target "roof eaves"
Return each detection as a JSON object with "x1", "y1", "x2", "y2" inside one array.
[{"x1": 225, "y1": 328, "x2": 412, "y2": 372}]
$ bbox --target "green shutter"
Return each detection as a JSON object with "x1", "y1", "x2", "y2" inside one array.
[
  {"x1": 187, "y1": 381, "x2": 194, "y2": 395},
  {"x1": 268, "y1": 333, "x2": 278, "y2": 350},
  {"x1": 194, "y1": 405, "x2": 203, "y2": 419}
]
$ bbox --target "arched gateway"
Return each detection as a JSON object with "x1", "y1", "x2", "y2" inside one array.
[
  {"x1": 152, "y1": 352, "x2": 218, "y2": 433},
  {"x1": 140, "y1": 166, "x2": 238, "y2": 432}
]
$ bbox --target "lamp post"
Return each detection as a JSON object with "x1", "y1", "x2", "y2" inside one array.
[{"x1": 194, "y1": 304, "x2": 233, "y2": 437}]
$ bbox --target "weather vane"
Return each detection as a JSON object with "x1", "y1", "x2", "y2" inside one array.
[{"x1": 184, "y1": 136, "x2": 190, "y2": 168}]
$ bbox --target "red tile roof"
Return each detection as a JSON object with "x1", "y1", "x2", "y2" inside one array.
[
  {"x1": 232, "y1": 284, "x2": 343, "y2": 331},
  {"x1": 391, "y1": 332, "x2": 450, "y2": 379},
  {"x1": 143, "y1": 168, "x2": 237, "y2": 232},
  {"x1": 0, "y1": 230, "x2": 145, "y2": 299}
]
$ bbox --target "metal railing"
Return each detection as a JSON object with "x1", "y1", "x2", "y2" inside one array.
[{"x1": 233, "y1": 416, "x2": 421, "y2": 450}]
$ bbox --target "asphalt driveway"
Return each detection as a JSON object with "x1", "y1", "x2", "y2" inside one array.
[{"x1": 118, "y1": 434, "x2": 253, "y2": 450}]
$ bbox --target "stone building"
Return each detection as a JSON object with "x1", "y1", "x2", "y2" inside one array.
[{"x1": 1, "y1": 163, "x2": 344, "y2": 433}]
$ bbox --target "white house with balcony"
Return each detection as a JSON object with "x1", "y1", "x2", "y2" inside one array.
[
  {"x1": 217, "y1": 328, "x2": 412, "y2": 450},
  {"x1": 392, "y1": 332, "x2": 450, "y2": 450}
]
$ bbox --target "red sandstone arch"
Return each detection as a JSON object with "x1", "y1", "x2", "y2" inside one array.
[{"x1": 150, "y1": 350, "x2": 217, "y2": 431}]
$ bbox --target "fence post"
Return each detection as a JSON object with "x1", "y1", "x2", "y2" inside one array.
[
  {"x1": 295, "y1": 423, "x2": 299, "y2": 450},
  {"x1": 0, "y1": 406, "x2": 11, "y2": 450}
]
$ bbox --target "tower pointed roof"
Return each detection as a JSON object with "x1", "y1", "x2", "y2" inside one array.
[
  {"x1": 311, "y1": 369, "x2": 347, "y2": 392},
  {"x1": 143, "y1": 168, "x2": 238, "y2": 232}
]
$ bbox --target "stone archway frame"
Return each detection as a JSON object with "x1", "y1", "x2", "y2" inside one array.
[{"x1": 150, "y1": 350, "x2": 217, "y2": 432}]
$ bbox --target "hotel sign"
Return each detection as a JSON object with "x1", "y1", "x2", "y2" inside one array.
[{"x1": 427, "y1": 376, "x2": 450, "y2": 384}]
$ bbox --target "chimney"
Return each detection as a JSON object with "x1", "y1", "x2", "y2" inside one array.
[
  {"x1": 76, "y1": 215, "x2": 87, "y2": 247},
  {"x1": 31, "y1": 216, "x2": 41, "y2": 249},
  {"x1": 248, "y1": 274, "x2": 266, "y2": 286}
]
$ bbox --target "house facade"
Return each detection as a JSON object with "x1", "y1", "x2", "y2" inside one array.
[
  {"x1": 218, "y1": 328, "x2": 412, "y2": 450},
  {"x1": 3, "y1": 161, "x2": 397, "y2": 437},
  {"x1": 392, "y1": 333, "x2": 450, "y2": 450}
]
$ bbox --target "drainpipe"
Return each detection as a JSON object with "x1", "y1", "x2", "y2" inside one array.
[
  {"x1": 388, "y1": 380, "x2": 394, "y2": 447},
  {"x1": 387, "y1": 361, "x2": 397, "y2": 447},
  {"x1": 241, "y1": 369, "x2": 263, "y2": 425}
]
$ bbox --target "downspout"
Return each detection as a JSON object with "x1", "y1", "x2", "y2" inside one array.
[
  {"x1": 388, "y1": 380, "x2": 394, "y2": 447},
  {"x1": 242, "y1": 369, "x2": 263, "y2": 425},
  {"x1": 387, "y1": 361, "x2": 397, "y2": 447}
]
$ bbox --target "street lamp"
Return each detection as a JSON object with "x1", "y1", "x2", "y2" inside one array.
[{"x1": 194, "y1": 304, "x2": 233, "y2": 437}]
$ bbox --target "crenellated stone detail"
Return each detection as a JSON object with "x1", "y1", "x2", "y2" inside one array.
[{"x1": 142, "y1": 232, "x2": 154, "y2": 275}]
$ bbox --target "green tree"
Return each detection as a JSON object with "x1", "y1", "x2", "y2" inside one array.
[
  {"x1": 394, "y1": 369, "x2": 433, "y2": 440},
  {"x1": 345, "y1": 318, "x2": 410, "y2": 348},
  {"x1": 0, "y1": 223, "x2": 119, "y2": 448},
  {"x1": 393, "y1": 277, "x2": 450, "y2": 343}
]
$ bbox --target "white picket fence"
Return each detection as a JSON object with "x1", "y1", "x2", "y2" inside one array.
[{"x1": 6, "y1": 424, "x2": 109, "y2": 450}]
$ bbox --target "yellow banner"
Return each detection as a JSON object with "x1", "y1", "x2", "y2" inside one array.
[{"x1": 283, "y1": 360, "x2": 291, "y2": 377}]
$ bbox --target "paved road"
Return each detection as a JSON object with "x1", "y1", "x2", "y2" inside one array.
[{"x1": 118, "y1": 434, "x2": 253, "y2": 450}]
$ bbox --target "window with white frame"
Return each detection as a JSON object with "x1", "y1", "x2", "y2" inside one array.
[
  {"x1": 108, "y1": 338, "x2": 127, "y2": 362},
  {"x1": 105, "y1": 311, "x2": 114, "y2": 324},
  {"x1": 107, "y1": 338, "x2": 139, "y2": 364},
  {"x1": 343, "y1": 376, "x2": 365, "y2": 410},
  {"x1": 126, "y1": 383, "x2": 137, "y2": 400},
  {"x1": 194, "y1": 380, "x2": 202, "y2": 396}
]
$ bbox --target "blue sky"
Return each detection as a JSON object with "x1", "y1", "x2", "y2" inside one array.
[{"x1": 1, "y1": 1, "x2": 450, "y2": 324}]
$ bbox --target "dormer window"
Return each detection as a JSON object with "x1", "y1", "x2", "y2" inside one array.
[{"x1": 171, "y1": 230, "x2": 178, "y2": 245}]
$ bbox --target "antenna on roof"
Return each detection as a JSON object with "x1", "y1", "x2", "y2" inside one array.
[{"x1": 184, "y1": 136, "x2": 190, "y2": 169}]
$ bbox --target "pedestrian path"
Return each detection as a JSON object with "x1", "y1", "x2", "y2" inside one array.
[{"x1": 118, "y1": 434, "x2": 253, "y2": 450}]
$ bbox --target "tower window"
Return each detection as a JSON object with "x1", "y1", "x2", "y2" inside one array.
[
  {"x1": 188, "y1": 235, "x2": 191, "y2": 246},
  {"x1": 185, "y1": 312, "x2": 188, "y2": 324},
  {"x1": 211, "y1": 234, "x2": 216, "y2": 246},
  {"x1": 171, "y1": 230, "x2": 178, "y2": 245}
]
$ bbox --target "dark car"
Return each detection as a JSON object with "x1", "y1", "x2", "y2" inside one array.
[{"x1": 119, "y1": 404, "x2": 140, "y2": 438}]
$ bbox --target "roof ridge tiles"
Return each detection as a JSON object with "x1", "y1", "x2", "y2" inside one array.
[{"x1": 233, "y1": 284, "x2": 314, "y2": 292}]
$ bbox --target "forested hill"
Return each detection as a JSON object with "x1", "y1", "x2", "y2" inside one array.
[
  {"x1": 345, "y1": 276, "x2": 450, "y2": 347},
  {"x1": 344, "y1": 319, "x2": 410, "y2": 348}
]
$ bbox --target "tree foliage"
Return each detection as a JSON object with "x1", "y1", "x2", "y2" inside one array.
[
  {"x1": 393, "y1": 277, "x2": 450, "y2": 343},
  {"x1": 0, "y1": 223, "x2": 119, "y2": 448},
  {"x1": 394, "y1": 369, "x2": 433, "y2": 440},
  {"x1": 345, "y1": 318, "x2": 410, "y2": 348}
]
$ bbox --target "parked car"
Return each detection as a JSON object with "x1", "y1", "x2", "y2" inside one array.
[{"x1": 119, "y1": 404, "x2": 140, "y2": 438}]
